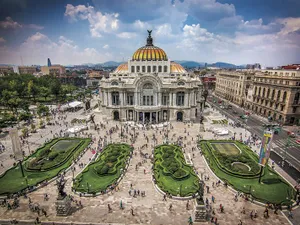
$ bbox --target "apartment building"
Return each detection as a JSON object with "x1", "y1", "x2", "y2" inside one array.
[
  {"x1": 18, "y1": 66, "x2": 37, "y2": 75},
  {"x1": 248, "y1": 69, "x2": 300, "y2": 125}
]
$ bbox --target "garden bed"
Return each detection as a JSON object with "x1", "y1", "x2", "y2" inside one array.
[
  {"x1": 199, "y1": 140, "x2": 296, "y2": 205},
  {"x1": 153, "y1": 145, "x2": 199, "y2": 197},
  {"x1": 212, "y1": 119, "x2": 228, "y2": 124},
  {"x1": 73, "y1": 143, "x2": 133, "y2": 194},
  {"x1": 0, "y1": 138, "x2": 91, "y2": 195}
]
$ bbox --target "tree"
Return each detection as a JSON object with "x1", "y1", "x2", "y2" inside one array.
[
  {"x1": 37, "y1": 104, "x2": 49, "y2": 118},
  {"x1": 50, "y1": 79, "x2": 61, "y2": 100},
  {"x1": 39, "y1": 86, "x2": 51, "y2": 101},
  {"x1": 27, "y1": 80, "x2": 39, "y2": 101}
]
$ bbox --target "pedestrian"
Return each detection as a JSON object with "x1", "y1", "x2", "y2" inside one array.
[
  {"x1": 186, "y1": 200, "x2": 189, "y2": 210},
  {"x1": 120, "y1": 200, "x2": 123, "y2": 210},
  {"x1": 238, "y1": 220, "x2": 243, "y2": 225},
  {"x1": 250, "y1": 210, "x2": 253, "y2": 220},
  {"x1": 108, "y1": 204, "x2": 112, "y2": 212},
  {"x1": 169, "y1": 203, "x2": 172, "y2": 211},
  {"x1": 212, "y1": 195, "x2": 215, "y2": 203},
  {"x1": 35, "y1": 217, "x2": 40, "y2": 224},
  {"x1": 288, "y1": 209, "x2": 293, "y2": 219},
  {"x1": 131, "y1": 207, "x2": 134, "y2": 216},
  {"x1": 211, "y1": 216, "x2": 214, "y2": 223},
  {"x1": 163, "y1": 194, "x2": 167, "y2": 201},
  {"x1": 188, "y1": 216, "x2": 193, "y2": 225},
  {"x1": 214, "y1": 217, "x2": 218, "y2": 224},
  {"x1": 129, "y1": 189, "x2": 131, "y2": 196},
  {"x1": 241, "y1": 207, "x2": 245, "y2": 214}
]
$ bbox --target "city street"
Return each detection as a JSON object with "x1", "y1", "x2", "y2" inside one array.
[{"x1": 208, "y1": 94, "x2": 300, "y2": 180}]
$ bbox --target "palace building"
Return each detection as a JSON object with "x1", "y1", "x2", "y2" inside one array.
[{"x1": 99, "y1": 31, "x2": 204, "y2": 123}]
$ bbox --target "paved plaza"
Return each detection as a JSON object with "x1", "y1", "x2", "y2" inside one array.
[{"x1": 0, "y1": 98, "x2": 297, "y2": 225}]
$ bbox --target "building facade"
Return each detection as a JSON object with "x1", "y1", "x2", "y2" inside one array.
[
  {"x1": 41, "y1": 65, "x2": 66, "y2": 76},
  {"x1": 215, "y1": 71, "x2": 253, "y2": 106},
  {"x1": 248, "y1": 69, "x2": 300, "y2": 125},
  {"x1": 18, "y1": 66, "x2": 37, "y2": 75},
  {"x1": 0, "y1": 66, "x2": 14, "y2": 76},
  {"x1": 99, "y1": 31, "x2": 203, "y2": 123}
]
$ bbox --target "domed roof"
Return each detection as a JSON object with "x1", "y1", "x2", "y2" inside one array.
[
  {"x1": 114, "y1": 63, "x2": 128, "y2": 74},
  {"x1": 170, "y1": 62, "x2": 187, "y2": 73},
  {"x1": 132, "y1": 30, "x2": 168, "y2": 61}
]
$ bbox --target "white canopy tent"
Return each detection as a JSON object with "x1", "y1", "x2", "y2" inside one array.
[
  {"x1": 60, "y1": 101, "x2": 83, "y2": 111},
  {"x1": 66, "y1": 125, "x2": 88, "y2": 134}
]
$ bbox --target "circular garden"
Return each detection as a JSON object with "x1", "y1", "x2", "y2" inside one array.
[
  {"x1": 153, "y1": 144, "x2": 199, "y2": 197},
  {"x1": 0, "y1": 138, "x2": 91, "y2": 195},
  {"x1": 73, "y1": 143, "x2": 133, "y2": 194},
  {"x1": 199, "y1": 140, "x2": 296, "y2": 205}
]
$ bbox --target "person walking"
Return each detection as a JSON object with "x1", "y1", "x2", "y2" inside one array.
[
  {"x1": 131, "y1": 207, "x2": 135, "y2": 216},
  {"x1": 108, "y1": 204, "x2": 112, "y2": 213},
  {"x1": 188, "y1": 216, "x2": 193, "y2": 225},
  {"x1": 186, "y1": 200, "x2": 189, "y2": 210},
  {"x1": 169, "y1": 203, "x2": 173, "y2": 211},
  {"x1": 212, "y1": 195, "x2": 215, "y2": 203}
]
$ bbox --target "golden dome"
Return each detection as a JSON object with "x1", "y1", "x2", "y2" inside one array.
[
  {"x1": 114, "y1": 63, "x2": 128, "y2": 74},
  {"x1": 170, "y1": 62, "x2": 186, "y2": 73},
  {"x1": 132, "y1": 30, "x2": 168, "y2": 61}
]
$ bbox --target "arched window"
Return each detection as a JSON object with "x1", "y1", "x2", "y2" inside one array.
[
  {"x1": 294, "y1": 92, "x2": 300, "y2": 104},
  {"x1": 176, "y1": 92, "x2": 185, "y2": 106},
  {"x1": 111, "y1": 92, "x2": 119, "y2": 105},
  {"x1": 271, "y1": 89, "x2": 275, "y2": 98},
  {"x1": 142, "y1": 83, "x2": 154, "y2": 106},
  {"x1": 111, "y1": 81, "x2": 118, "y2": 86},
  {"x1": 282, "y1": 91, "x2": 287, "y2": 101},
  {"x1": 178, "y1": 81, "x2": 185, "y2": 86},
  {"x1": 267, "y1": 88, "x2": 270, "y2": 98},
  {"x1": 277, "y1": 90, "x2": 281, "y2": 101}
]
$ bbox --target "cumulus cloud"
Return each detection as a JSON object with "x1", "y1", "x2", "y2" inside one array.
[
  {"x1": 0, "y1": 32, "x2": 111, "y2": 65},
  {"x1": 0, "y1": 17, "x2": 22, "y2": 29},
  {"x1": 103, "y1": 44, "x2": 109, "y2": 49},
  {"x1": 277, "y1": 17, "x2": 300, "y2": 35},
  {"x1": 27, "y1": 24, "x2": 44, "y2": 30},
  {"x1": 117, "y1": 32, "x2": 137, "y2": 39},
  {"x1": 64, "y1": 4, "x2": 119, "y2": 37}
]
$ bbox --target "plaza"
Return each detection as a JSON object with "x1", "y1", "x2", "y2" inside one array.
[{"x1": 0, "y1": 96, "x2": 297, "y2": 225}]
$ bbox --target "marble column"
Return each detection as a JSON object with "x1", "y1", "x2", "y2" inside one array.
[
  {"x1": 150, "y1": 112, "x2": 152, "y2": 123},
  {"x1": 173, "y1": 93, "x2": 176, "y2": 106},
  {"x1": 143, "y1": 112, "x2": 145, "y2": 124},
  {"x1": 108, "y1": 91, "x2": 111, "y2": 106},
  {"x1": 156, "y1": 112, "x2": 158, "y2": 123},
  {"x1": 169, "y1": 93, "x2": 172, "y2": 106}
]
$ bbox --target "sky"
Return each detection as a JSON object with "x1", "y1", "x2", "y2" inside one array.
[{"x1": 0, "y1": 0, "x2": 299, "y2": 67}]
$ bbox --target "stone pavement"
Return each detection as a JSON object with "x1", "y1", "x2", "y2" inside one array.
[{"x1": 0, "y1": 99, "x2": 296, "y2": 225}]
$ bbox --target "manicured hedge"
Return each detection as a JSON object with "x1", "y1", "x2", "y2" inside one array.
[
  {"x1": 0, "y1": 138, "x2": 91, "y2": 195},
  {"x1": 154, "y1": 144, "x2": 199, "y2": 197},
  {"x1": 199, "y1": 140, "x2": 296, "y2": 205},
  {"x1": 73, "y1": 143, "x2": 133, "y2": 194}
]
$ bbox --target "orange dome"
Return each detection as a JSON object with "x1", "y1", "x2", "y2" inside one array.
[
  {"x1": 114, "y1": 63, "x2": 128, "y2": 74},
  {"x1": 132, "y1": 30, "x2": 168, "y2": 61},
  {"x1": 170, "y1": 62, "x2": 186, "y2": 73}
]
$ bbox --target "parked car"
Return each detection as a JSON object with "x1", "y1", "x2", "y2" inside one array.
[{"x1": 288, "y1": 131, "x2": 296, "y2": 138}]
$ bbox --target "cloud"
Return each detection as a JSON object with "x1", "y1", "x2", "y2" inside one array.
[
  {"x1": 0, "y1": 17, "x2": 22, "y2": 29},
  {"x1": 0, "y1": 37, "x2": 5, "y2": 43},
  {"x1": 103, "y1": 44, "x2": 109, "y2": 49},
  {"x1": 117, "y1": 32, "x2": 137, "y2": 39},
  {"x1": 0, "y1": 32, "x2": 111, "y2": 65},
  {"x1": 64, "y1": 4, "x2": 119, "y2": 37},
  {"x1": 277, "y1": 17, "x2": 300, "y2": 35},
  {"x1": 27, "y1": 24, "x2": 44, "y2": 30}
]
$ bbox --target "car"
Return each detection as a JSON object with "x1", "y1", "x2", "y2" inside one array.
[
  {"x1": 296, "y1": 140, "x2": 300, "y2": 145},
  {"x1": 288, "y1": 131, "x2": 296, "y2": 138}
]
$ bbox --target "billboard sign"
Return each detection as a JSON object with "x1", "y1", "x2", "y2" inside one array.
[{"x1": 259, "y1": 130, "x2": 273, "y2": 166}]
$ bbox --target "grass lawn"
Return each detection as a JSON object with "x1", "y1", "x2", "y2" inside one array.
[
  {"x1": 212, "y1": 119, "x2": 228, "y2": 124},
  {"x1": 73, "y1": 143, "x2": 133, "y2": 194},
  {"x1": 0, "y1": 138, "x2": 91, "y2": 195},
  {"x1": 199, "y1": 140, "x2": 296, "y2": 205},
  {"x1": 211, "y1": 143, "x2": 241, "y2": 155},
  {"x1": 154, "y1": 145, "x2": 199, "y2": 197}
]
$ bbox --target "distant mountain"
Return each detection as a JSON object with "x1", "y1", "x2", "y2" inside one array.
[
  {"x1": 174, "y1": 60, "x2": 205, "y2": 68},
  {"x1": 101, "y1": 61, "x2": 124, "y2": 67},
  {"x1": 209, "y1": 62, "x2": 237, "y2": 68}
]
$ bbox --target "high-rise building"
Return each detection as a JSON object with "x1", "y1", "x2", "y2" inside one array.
[{"x1": 47, "y1": 58, "x2": 52, "y2": 67}]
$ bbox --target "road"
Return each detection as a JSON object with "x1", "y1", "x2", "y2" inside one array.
[{"x1": 207, "y1": 95, "x2": 300, "y2": 175}]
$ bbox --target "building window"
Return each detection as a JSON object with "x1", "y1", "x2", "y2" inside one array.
[
  {"x1": 292, "y1": 107, "x2": 297, "y2": 113},
  {"x1": 277, "y1": 90, "x2": 281, "y2": 101},
  {"x1": 158, "y1": 66, "x2": 162, "y2": 72},
  {"x1": 292, "y1": 73, "x2": 296, "y2": 77},
  {"x1": 162, "y1": 94, "x2": 169, "y2": 105},
  {"x1": 258, "y1": 87, "x2": 261, "y2": 96},
  {"x1": 270, "y1": 102, "x2": 273, "y2": 108},
  {"x1": 147, "y1": 66, "x2": 151, "y2": 73},
  {"x1": 281, "y1": 105, "x2": 284, "y2": 111},
  {"x1": 112, "y1": 92, "x2": 119, "y2": 105},
  {"x1": 131, "y1": 66, "x2": 135, "y2": 73},
  {"x1": 153, "y1": 66, "x2": 156, "y2": 72},
  {"x1": 267, "y1": 89, "x2": 270, "y2": 98},
  {"x1": 262, "y1": 88, "x2": 265, "y2": 97},
  {"x1": 137, "y1": 66, "x2": 140, "y2": 72},
  {"x1": 111, "y1": 81, "x2": 118, "y2": 86},
  {"x1": 282, "y1": 91, "x2": 287, "y2": 101},
  {"x1": 164, "y1": 65, "x2": 168, "y2": 72},
  {"x1": 142, "y1": 66, "x2": 146, "y2": 72},
  {"x1": 142, "y1": 83, "x2": 154, "y2": 106},
  {"x1": 127, "y1": 93, "x2": 134, "y2": 105},
  {"x1": 294, "y1": 92, "x2": 300, "y2": 104},
  {"x1": 176, "y1": 92, "x2": 185, "y2": 106},
  {"x1": 271, "y1": 89, "x2": 275, "y2": 99},
  {"x1": 286, "y1": 81, "x2": 289, "y2": 85},
  {"x1": 178, "y1": 81, "x2": 185, "y2": 86}
]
